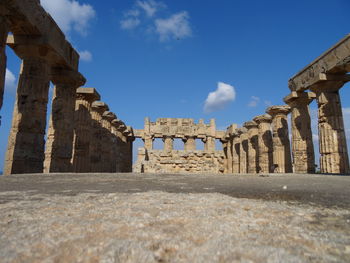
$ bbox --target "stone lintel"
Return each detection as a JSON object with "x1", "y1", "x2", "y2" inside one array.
[
  {"x1": 243, "y1": 121, "x2": 258, "y2": 130},
  {"x1": 133, "y1": 129, "x2": 144, "y2": 138},
  {"x1": 289, "y1": 34, "x2": 350, "y2": 92},
  {"x1": 91, "y1": 101, "x2": 109, "y2": 114},
  {"x1": 266, "y1": 105, "x2": 291, "y2": 117},
  {"x1": 283, "y1": 91, "x2": 316, "y2": 105},
  {"x1": 76, "y1": 87, "x2": 100, "y2": 102},
  {"x1": 253, "y1": 114, "x2": 272, "y2": 124},
  {"x1": 51, "y1": 68, "x2": 86, "y2": 86},
  {"x1": 215, "y1": 130, "x2": 226, "y2": 139}
]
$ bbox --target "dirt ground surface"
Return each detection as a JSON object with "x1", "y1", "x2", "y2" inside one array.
[{"x1": 0, "y1": 173, "x2": 349, "y2": 262}]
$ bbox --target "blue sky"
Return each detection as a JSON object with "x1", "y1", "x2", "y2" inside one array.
[{"x1": 1, "y1": 0, "x2": 350, "y2": 169}]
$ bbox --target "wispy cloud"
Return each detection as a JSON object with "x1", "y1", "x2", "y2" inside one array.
[
  {"x1": 41, "y1": 0, "x2": 95, "y2": 36},
  {"x1": 248, "y1": 96, "x2": 260, "y2": 107},
  {"x1": 78, "y1": 50, "x2": 92, "y2": 62},
  {"x1": 204, "y1": 82, "x2": 236, "y2": 113},
  {"x1": 155, "y1": 11, "x2": 192, "y2": 41},
  {"x1": 120, "y1": 0, "x2": 192, "y2": 42},
  {"x1": 5, "y1": 68, "x2": 16, "y2": 92}
]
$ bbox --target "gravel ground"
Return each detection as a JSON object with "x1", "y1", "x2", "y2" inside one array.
[{"x1": 1, "y1": 190, "x2": 350, "y2": 263}]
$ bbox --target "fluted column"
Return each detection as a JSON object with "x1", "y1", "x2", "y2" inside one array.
[
  {"x1": 243, "y1": 121, "x2": 259, "y2": 173},
  {"x1": 4, "y1": 54, "x2": 50, "y2": 174},
  {"x1": 226, "y1": 139, "x2": 233, "y2": 173},
  {"x1": 90, "y1": 101, "x2": 109, "y2": 172},
  {"x1": 72, "y1": 88, "x2": 100, "y2": 172},
  {"x1": 143, "y1": 135, "x2": 154, "y2": 150},
  {"x1": 284, "y1": 91, "x2": 315, "y2": 173},
  {"x1": 232, "y1": 133, "x2": 240, "y2": 173},
  {"x1": 163, "y1": 136, "x2": 174, "y2": 152},
  {"x1": 0, "y1": 17, "x2": 9, "y2": 123},
  {"x1": 183, "y1": 136, "x2": 196, "y2": 151},
  {"x1": 253, "y1": 114, "x2": 273, "y2": 173},
  {"x1": 266, "y1": 105, "x2": 293, "y2": 173},
  {"x1": 203, "y1": 136, "x2": 216, "y2": 151},
  {"x1": 311, "y1": 80, "x2": 350, "y2": 174},
  {"x1": 101, "y1": 111, "x2": 116, "y2": 172},
  {"x1": 238, "y1": 128, "x2": 248, "y2": 173},
  {"x1": 44, "y1": 69, "x2": 86, "y2": 173}
]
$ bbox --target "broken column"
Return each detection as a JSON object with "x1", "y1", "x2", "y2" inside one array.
[
  {"x1": 243, "y1": 121, "x2": 259, "y2": 173},
  {"x1": 72, "y1": 88, "x2": 100, "y2": 173},
  {"x1": 266, "y1": 105, "x2": 293, "y2": 173},
  {"x1": 310, "y1": 78, "x2": 350, "y2": 174},
  {"x1": 183, "y1": 136, "x2": 196, "y2": 151},
  {"x1": 163, "y1": 135, "x2": 174, "y2": 152},
  {"x1": 284, "y1": 91, "x2": 315, "y2": 173},
  {"x1": 0, "y1": 17, "x2": 9, "y2": 124},
  {"x1": 4, "y1": 48, "x2": 51, "y2": 174},
  {"x1": 90, "y1": 101, "x2": 108, "y2": 172},
  {"x1": 44, "y1": 69, "x2": 86, "y2": 173},
  {"x1": 253, "y1": 114, "x2": 273, "y2": 173}
]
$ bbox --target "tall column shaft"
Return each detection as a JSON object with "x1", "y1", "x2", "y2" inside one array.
[
  {"x1": 267, "y1": 106, "x2": 292, "y2": 173},
  {"x1": 4, "y1": 57, "x2": 50, "y2": 174},
  {"x1": 285, "y1": 92, "x2": 315, "y2": 173},
  {"x1": 232, "y1": 136, "x2": 240, "y2": 173},
  {"x1": 44, "y1": 71, "x2": 85, "y2": 173},
  {"x1": 226, "y1": 140, "x2": 233, "y2": 173},
  {"x1": 254, "y1": 115, "x2": 273, "y2": 173},
  {"x1": 239, "y1": 131, "x2": 248, "y2": 173},
  {"x1": 163, "y1": 136, "x2": 174, "y2": 151},
  {"x1": 144, "y1": 136, "x2": 154, "y2": 151},
  {"x1": 205, "y1": 137, "x2": 216, "y2": 151},
  {"x1": 183, "y1": 136, "x2": 196, "y2": 151},
  {"x1": 0, "y1": 17, "x2": 9, "y2": 119},
  {"x1": 313, "y1": 83, "x2": 350, "y2": 174},
  {"x1": 244, "y1": 121, "x2": 259, "y2": 174}
]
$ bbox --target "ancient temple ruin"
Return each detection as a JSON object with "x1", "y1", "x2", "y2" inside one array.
[{"x1": 0, "y1": 0, "x2": 350, "y2": 175}]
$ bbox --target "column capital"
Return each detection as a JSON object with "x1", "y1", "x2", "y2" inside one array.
[
  {"x1": 284, "y1": 91, "x2": 316, "y2": 107},
  {"x1": 266, "y1": 105, "x2": 291, "y2": 117},
  {"x1": 51, "y1": 68, "x2": 86, "y2": 87},
  {"x1": 309, "y1": 75, "x2": 350, "y2": 93},
  {"x1": 91, "y1": 101, "x2": 109, "y2": 114},
  {"x1": 253, "y1": 114, "x2": 272, "y2": 124},
  {"x1": 76, "y1": 87, "x2": 100, "y2": 102},
  {"x1": 243, "y1": 120, "x2": 258, "y2": 130},
  {"x1": 162, "y1": 135, "x2": 174, "y2": 141},
  {"x1": 102, "y1": 111, "x2": 116, "y2": 122}
]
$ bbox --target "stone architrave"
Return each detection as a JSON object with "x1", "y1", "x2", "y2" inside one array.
[
  {"x1": 237, "y1": 128, "x2": 248, "y2": 174},
  {"x1": 253, "y1": 114, "x2": 273, "y2": 173},
  {"x1": 0, "y1": 17, "x2": 9, "y2": 122},
  {"x1": 71, "y1": 88, "x2": 100, "y2": 173},
  {"x1": 101, "y1": 111, "x2": 116, "y2": 172},
  {"x1": 266, "y1": 105, "x2": 293, "y2": 173},
  {"x1": 183, "y1": 136, "x2": 196, "y2": 151},
  {"x1": 44, "y1": 69, "x2": 86, "y2": 173},
  {"x1": 284, "y1": 91, "x2": 316, "y2": 173},
  {"x1": 232, "y1": 133, "x2": 240, "y2": 173},
  {"x1": 310, "y1": 78, "x2": 350, "y2": 174},
  {"x1": 243, "y1": 121, "x2": 259, "y2": 173},
  {"x1": 90, "y1": 101, "x2": 109, "y2": 172},
  {"x1": 4, "y1": 55, "x2": 50, "y2": 175},
  {"x1": 163, "y1": 136, "x2": 174, "y2": 152}
]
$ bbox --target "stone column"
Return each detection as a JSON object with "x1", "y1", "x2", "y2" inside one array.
[
  {"x1": 90, "y1": 101, "x2": 109, "y2": 172},
  {"x1": 222, "y1": 140, "x2": 228, "y2": 173},
  {"x1": 226, "y1": 138, "x2": 233, "y2": 173},
  {"x1": 284, "y1": 91, "x2": 315, "y2": 173},
  {"x1": 72, "y1": 88, "x2": 100, "y2": 173},
  {"x1": 0, "y1": 17, "x2": 9, "y2": 123},
  {"x1": 163, "y1": 135, "x2": 174, "y2": 152},
  {"x1": 101, "y1": 111, "x2": 116, "y2": 172},
  {"x1": 183, "y1": 136, "x2": 196, "y2": 151},
  {"x1": 238, "y1": 128, "x2": 248, "y2": 174},
  {"x1": 243, "y1": 121, "x2": 259, "y2": 173},
  {"x1": 203, "y1": 136, "x2": 216, "y2": 151},
  {"x1": 143, "y1": 135, "x2": 154, "y2": 151},
  {"x1": 4, "y1": 54, "x2": 50, "y2": 175},
  {"x1": 253, "y1": 114, "x2": 273, "y2": 173},
  {"x1": 311, "y1": 80, "x2": 350, "y2": 174},
  {"x1": 44, "y1": 69, "x2": 86, "y2": 173},
  {"x1": 232, "y1": 133, "x2": 240, "y2": 173},
  {"x1": 266, "y1": 105, "x2": 293, "y2": 173}
]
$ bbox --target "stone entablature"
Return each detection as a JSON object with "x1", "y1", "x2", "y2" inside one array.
[{"x1": 134, "y1": 149, "x2": 225, "y2": 174}]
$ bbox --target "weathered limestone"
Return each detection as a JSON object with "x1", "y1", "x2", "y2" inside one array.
[
  {"x1": 253, "y1": 114, "x2": 273, "y2": 173},
  {"x1": 243, "y1": 121, "x2": 259, "y2": 174},
  {"x1": 4, "y1": 55, "x2": 50, "y2": 175},
  {"x1": 238, "y1": 128, "x2": 248, "y2": 174},
  {"x1": 44, "y1": 69, "x2": 86, "y2": 173},
  {"x1": 0, "y1": 16, "x2": 9, "y2": 124},
  {"x1": 232, "y1": 133, "x2": 240, "y2": 173},
  {"x1": 163, "y1": 136, "x2": 174, "y2": 152},
  {"x1": 72, "y1": 88, "x2": 100, "y2": 173},
  {"x1": 90, "y1": 101, "x2": 109, "y2": 172},
  {"x1": 310, "y1": 78, "x2": 350, "y2": 174},
  {"x1": 101, "y1": 111, "x2": 116, "y2": 172},
  {"x1": 284, "y1": 92, "x2": 315, "y2": 173},
  {"x1": 266, "y1": 105, "x2": 293, "y2": 173},
  {"x1": 183, "y1": 136, "x2": 196, "y2": 151}
]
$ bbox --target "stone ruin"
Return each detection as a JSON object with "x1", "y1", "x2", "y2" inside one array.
[{"x1": 0, "y1": 0, "x2": 350, "y2": 175}]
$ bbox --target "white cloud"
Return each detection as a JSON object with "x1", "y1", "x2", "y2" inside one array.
[
  {"x1": 264, "y1": 100, "x2": 272, "y2": 106},
  {"x1": 248, "y1": 96, "x2": 260, "y2": 107},
  {"x1": 5, "y1": 68, "x2": 16, "y2": 92},
  {"x1": 136, "y1": 0, "x2": 164, "y2": 17},
  {"x1": 155, "y1": 11, "x2": 192, "y2": 41},
  {"x1": 78, "y1": 50, "x2": 92, "y2": 62},
  {"x1": 120, "y1": 18, "x2": 141, "y2": 30},
  {"x1": 204, "y1": 82, "x2": 236, "y2": 113},
  {"x1": 41, "y1": 0, "x2": 95, "y2": 36}
]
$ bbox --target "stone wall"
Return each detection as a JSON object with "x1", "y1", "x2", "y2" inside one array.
[{"x1": 134, "y1": 148, "x2": 225, "y2": 174}]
